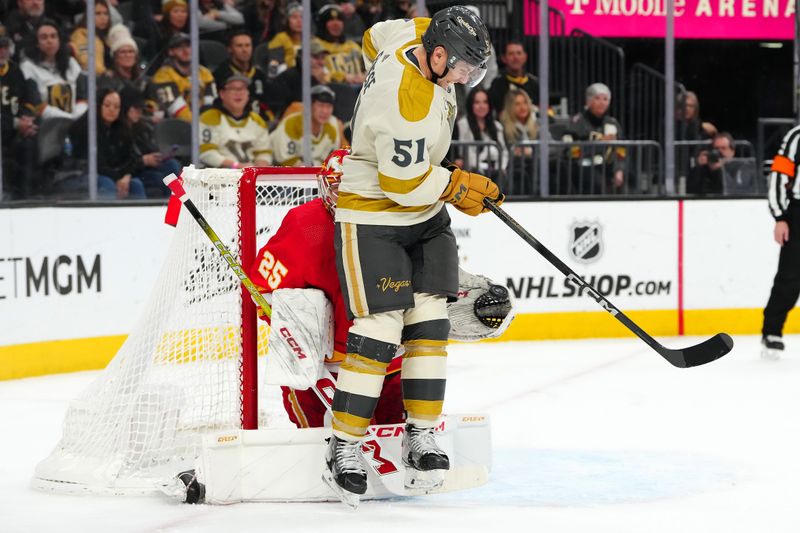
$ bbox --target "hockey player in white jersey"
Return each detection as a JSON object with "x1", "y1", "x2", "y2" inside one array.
[{"x1": 323, "y1": 7, "x2": 503, "y2": 507}]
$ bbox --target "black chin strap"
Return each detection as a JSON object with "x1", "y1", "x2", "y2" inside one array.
[{"x1": 426, "y1": 52, "x2": 449, "y2": 84}]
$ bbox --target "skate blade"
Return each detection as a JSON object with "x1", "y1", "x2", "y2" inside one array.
[
  {"x1": 761, "y1": 348, "x2": 781, "y2": 361},
  {"x1": 321, "y1": 471, "x2": 360, "y2": 510},
  {"x1": 404, "y1": 468, "x2": 445, "y2": 494}
]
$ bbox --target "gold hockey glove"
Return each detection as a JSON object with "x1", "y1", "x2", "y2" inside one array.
[{"x1": 440, "y1": 168, "x2": 504, "y2": 216}]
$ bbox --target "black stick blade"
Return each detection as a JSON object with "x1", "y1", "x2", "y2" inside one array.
[{"x1": 657, "y1": 333, "x2": 734, "y2": 369}]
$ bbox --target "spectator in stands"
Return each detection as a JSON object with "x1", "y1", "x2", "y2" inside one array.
[
  {"x1": 132, "y1": 0, "x2": 164, "y2": 60},
  {"x1": 489, "y1": 40, "x2": 537, "y2": 115},
  {"x1": 199, "y1": 0, "x2": 245, "y2": 33},
  {"x1": 199, "y1": 73, "x2": 271, "y2": 168},
  {"x1": 500, "y1": 88, "x2": 538, "y2": 150},
  {"x1": 499, "y1": 88, "x2": 538, "y2": 194},
  {"x1": 101, "y1": 25, "x2": 147, "y2": 95},
  {"x1": 561, "y1": 83, "x2": 626, "y2": 194},
  {"x1": 453, "y1": 87, "x2": 507, "y2": 184},
  {"x1": 147, "y1": 33, "x2": 216, "y2": 122},
  {"x1": 60, "y1": 87, "x2": 146, "y2": 199},
  {"x1": 270, "y1": 84, "x2": 342, "y2": 166},
  {"x1": 676, "y1": 90, "x2": 718, "y2": 141},
  {"x1": 121, "y1": 87, "x2": 180, "y2": 198},
  {"x1": 0, "y1": 26, "x2": 39, "y2": 199},
  {"x1": 333, "y1": 0, "x2": 365, "y2": 41},
  {"x1": 158, "y1": 0, "x2": 191, "y2": 52},
  {"x1": 272, "y1": 40, "x2": 330, "y2": 117},
  {"x1": 242, "y1": 0, "x2": 285, "y2": 45},
  {"x1": 69, "y1": 0, "x2": 112, "y2": 75},
  {"x1": 314, "y1": 4, "x2": 364, "y2": 85},
  {"x1": 214, "y1": 29, "x2": 276, "y2": 125},
  {"x1": 355, "y1": 0, "x2": 383, "y2": 29},
  {"x1": 381, "y1": 0, "x2": 412, "y2": 20},
  {"x1": 687, "y1": 131, "x2": 735, "y2": 195},
  {"x1": 268, "y1": 1, "x2": 302, "y2": 68},
  {"x1": 6, "y1": 0, "x2": 47, "y2": 59},
  {"x1": 20, "y1": 20, "x2": 87, "y2": 120}
]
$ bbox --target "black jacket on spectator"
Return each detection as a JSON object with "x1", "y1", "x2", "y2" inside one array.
[
  {"x1": 69, "y1": 110, "x2": 139, "y2": 182},
  {"x1": 272, "y1": 60, "x2": 321, "y2": 118},
  {"x1": 213, "y1": 60, "x2": 278, "y2": 124},
  {"x1": 564, "y1": 108, "x2": 626, "y2": 172},
  {"x1": 241, "y1": 2, "x2": 284, "y2": 45},
  {"x1": 687, "y1": 164, "x2": 723, "y2": 195},
  {"x1": 0, "y1": 59, "x2": 39, "y2": 197},
  {"x1": 489, "y1": 71, "x2": 538, "y2": 115},
  {"x1": 5, "y1": 10, "x2": 47, "y2": 59},
  {"x1": 0, "y1": 61, "x2": 37, "y2": 146}
]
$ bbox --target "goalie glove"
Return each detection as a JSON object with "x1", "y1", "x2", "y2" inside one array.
[{"x1": 448, "y1": 267, "x2": 515, "y2": 342}]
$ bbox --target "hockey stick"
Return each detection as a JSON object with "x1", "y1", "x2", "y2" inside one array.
[{"x1": 482, "y1": 198, "x2": 733, "y2": 368}]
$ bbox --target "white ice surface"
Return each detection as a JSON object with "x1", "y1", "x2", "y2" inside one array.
[{"x1": 2, "y1": 334, "x2": 799, "y2": 532}]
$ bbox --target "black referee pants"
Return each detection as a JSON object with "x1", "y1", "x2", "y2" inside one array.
[{"x1": 763, "y1": 203, "x2": 800, "y2": 337}]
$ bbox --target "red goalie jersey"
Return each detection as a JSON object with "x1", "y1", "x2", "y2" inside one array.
[{"x1": 250, "y1": 197, "x2": 350, "y2": 362}]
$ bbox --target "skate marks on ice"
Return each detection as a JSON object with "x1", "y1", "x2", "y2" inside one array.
[{"x1": 427, "y1": 448, "x2": 737, "y2": 507}]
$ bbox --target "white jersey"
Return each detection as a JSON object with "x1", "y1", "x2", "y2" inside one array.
[
  {"x1": 20, "y1": 57, "x2": 87, "y2": 120},
  {"x1": 336, "y1": 18, "x2": 457, "y2": 227},
  {"x1": 269, "y1": 111, "x2": 341, "y2": 167},
  {"x1": 199, "y1": 107, "x2": 271, "y2": 167}
]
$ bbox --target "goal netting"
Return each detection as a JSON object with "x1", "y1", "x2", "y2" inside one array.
[{"x1": 33, "y1": 167, "x2": 319, "y2": 494}]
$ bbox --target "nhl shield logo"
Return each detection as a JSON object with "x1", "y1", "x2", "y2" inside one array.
[{"x1": 569, "y1": 222, "x2": 603, "y2": 263}]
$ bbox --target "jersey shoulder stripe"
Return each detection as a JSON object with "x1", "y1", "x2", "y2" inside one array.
[{"x1": 200, "y1": 107, "x2": 223, "y2": 125}]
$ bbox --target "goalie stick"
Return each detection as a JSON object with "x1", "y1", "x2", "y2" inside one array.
[{"x1": 482, "y1": 198, "x2": 733, "y2": 368}]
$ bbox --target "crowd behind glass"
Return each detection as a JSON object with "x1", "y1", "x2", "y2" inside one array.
[{"x1": 0, "y1": 0, "x2": 753, "y2": 201}]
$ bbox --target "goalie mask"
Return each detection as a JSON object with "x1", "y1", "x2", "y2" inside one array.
[{"x1": 318, "y1": 147, "x2": 349, "y2": 215}]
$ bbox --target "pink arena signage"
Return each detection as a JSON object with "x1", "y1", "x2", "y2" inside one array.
[{"x1": 525, "y1": 0, "x2": 795, "y2": 39}]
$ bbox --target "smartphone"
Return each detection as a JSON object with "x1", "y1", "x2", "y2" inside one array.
[{"x1": 162, "y1": 144, "x2": 179, "y2": 158}]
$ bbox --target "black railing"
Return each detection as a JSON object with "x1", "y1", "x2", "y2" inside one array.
[{"x1": 627, "y1": 63, "x2": 686, "y2": 144}]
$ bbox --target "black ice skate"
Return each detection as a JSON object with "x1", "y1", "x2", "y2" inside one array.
[
  {"x1": 322, "y1": 435, "x2": 367, "y2": 509},
  {"x1": 402, "y1": 424, "x2": 450, "y2": 493},
  {"x1": 761, "y1": 335, "x2": 784, "y2": 361}
]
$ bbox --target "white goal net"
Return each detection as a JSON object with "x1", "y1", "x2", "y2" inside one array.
[{"x1": 33, "y1": 167, "x2": 319, "y2": 494}]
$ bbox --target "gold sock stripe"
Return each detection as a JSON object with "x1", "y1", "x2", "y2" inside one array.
[
  {"x1": 403, "y1": 399, "x2": 444, "y2": 420},
  {"x1": 403, "y1": 339, "x2": 447, "y2": 347},
  {"x1": 332, "y1": 411, "x2": 371, "y2": 437},
  {"x1": 340, "y1": 353, "x2": 390, "y2": 375},
  {"x1": 403, "y1": 348, "x2": 447, "y2": 357}
]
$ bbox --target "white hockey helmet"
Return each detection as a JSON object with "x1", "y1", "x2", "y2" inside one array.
[{"x1": 318, "y1": 147, "x2": 349, "y2": 214}]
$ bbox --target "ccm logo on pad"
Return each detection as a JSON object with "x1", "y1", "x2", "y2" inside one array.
[{"x1": 280, "y1": 327, "x2": 308, "y2": 359}]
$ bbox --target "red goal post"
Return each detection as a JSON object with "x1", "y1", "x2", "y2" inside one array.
[{"x1": 238, "y1": 167, "x2": 320, "y2": 429}]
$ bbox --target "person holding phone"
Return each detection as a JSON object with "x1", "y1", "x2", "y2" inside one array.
[{"x1": 121, "y1": 86, "x2": 181, "y2": 198}]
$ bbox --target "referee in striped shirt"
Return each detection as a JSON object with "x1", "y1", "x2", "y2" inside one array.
[{"x1": 762, "y1": 124, "x2": 800, "y2": 360}]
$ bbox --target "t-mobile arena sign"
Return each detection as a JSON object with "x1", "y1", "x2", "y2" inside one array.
[{"x1": 526, "y1": 0, "x2": 794, "y2": 39}]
